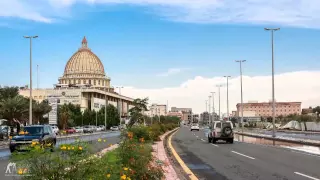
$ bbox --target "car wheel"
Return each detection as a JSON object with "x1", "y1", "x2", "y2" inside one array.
[
  {"x1": 228, "y1": 139, "x2": 234, "y2": 144},
  {"x1": 208, "y1": 137, "x2": 212, "y2": 143},
  {"x1": 212, "y1": 138, "x2": 217, "y2": 144}
]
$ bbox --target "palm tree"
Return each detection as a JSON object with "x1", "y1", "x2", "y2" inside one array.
[
  {"x1": 0, "y1": 95, "x2": 29, "y2": 133},
  {"x1": 33, "y1": 100, "x2": 52, "y2": 124},
  {"x1": 128, "y1": 98, "x2": 149, "y2": 127},
  {"x1": 59, "y1": 104, "x2": 70, "y2": 130}
]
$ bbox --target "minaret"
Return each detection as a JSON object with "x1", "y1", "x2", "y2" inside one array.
[{"x1": 82, "y1": 36, "x2": 88, "y2": 48}]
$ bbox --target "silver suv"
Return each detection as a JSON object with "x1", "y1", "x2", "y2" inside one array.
[{"x1": 207, "y1": 121, "x2": 234, "y2": 144}]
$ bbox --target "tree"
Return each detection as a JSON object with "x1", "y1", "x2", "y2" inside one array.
[
  {"x1": 128, "y1": 97, "x2": 149, "y2": 127},
  {"x1": 58, "y1": 104, "x2": 71, "y2": 130},
  {"x1": 33, "y1": 100, "x2": 52, "y2": 124},
  {"x1": 105, "y1": 104, "x2": 120, "y2": 128},
  {"x1": 0, "y1": 86, "x2": 19, "y2": 100}
]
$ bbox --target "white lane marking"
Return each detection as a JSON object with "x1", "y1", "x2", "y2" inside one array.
[
  {"x1": 201, "y1": 139, "x2": 205, "y2": 142},
  {"x1": 294, "y1": 172, "x2": 320, "y2": 180},
  {"x1": 231, "y1": 151, "x2": 255, "y2": 160},
  {"x1": 211, "y1": 144, "x2": 219, "y2": 147},
  {"x1": 196, "y1": 136, "x2": 199, "y2": 138}
]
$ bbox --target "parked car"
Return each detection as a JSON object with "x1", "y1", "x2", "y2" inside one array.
[
  {"x1": 207, "y1": 121, "x2": 234, "y2": 144},
  {"x1": 96, "y1": 126, "x2": 103, "y2": 131},
  {"x1": 74, "y1": 126, "x2": 83, "y2": 133},
  {"x1": 65, "y1": 127, "x2": 76, "y2": 134},
  {"x1": 51, "y1": 125, "x2": 59, "y2": 135},
  {"x1": 98, "y1": 125, "x2": 106, "y2": 131},
  {"x1": 83, "y1": 126, "x2": 94, "y2": 133},
  {"x1": 110, "y1": 126, "x2": 119, "y2": 131},
  {"x1": 9, "y1": 125, "x2": 56, "y2": 153},
  {"x1": 190, "y1": 124, "x2": 200, "y2": 131}
]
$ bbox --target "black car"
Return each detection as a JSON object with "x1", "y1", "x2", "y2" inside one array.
[{"x1": 9, "y1": 125, "x2": 57, "y2": 153}]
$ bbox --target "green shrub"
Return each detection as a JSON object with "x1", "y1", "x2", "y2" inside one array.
[{"x1": 125, "y1": 125, "x2": 151, "y2": 141}]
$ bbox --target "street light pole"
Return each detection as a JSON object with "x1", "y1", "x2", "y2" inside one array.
[
  {"x1": 236, "y1": 60, "x2": 246, "y2": 141},
  {"x1": 210, "y1": 92, "x2": 215, "y2": 122},
  {"x1": 116, "y1": 86, "x2": 124, "y2": 123},
  {"x1": 208, "y1": 96, "x2": 211, "y2": 126},
  {"x1": 37, "y1": 65, "x2": 39, "y2": 89},
  {"x1": 224, "y1": 76, "x2": 231, "y2": 120},
  {"x1": 24, "y1": 35, "x2": 38, "y2": 125},
  {"x1": 216, "y1": 85, "x2": 222, "y2": 120},
  {"x1": 265, "y1": 28, "x2": 280, "y2": 140}
]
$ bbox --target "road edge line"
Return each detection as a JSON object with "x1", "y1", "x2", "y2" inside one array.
[{"x1": 168, "y1": 129, "x2": 199, "y2": 180}]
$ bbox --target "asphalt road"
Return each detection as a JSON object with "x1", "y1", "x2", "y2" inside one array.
[
  {"x1": 0, "y1": 131, "x2": 121, "y2": 180},
  {"x1": 172, "y1": 126, "x2": 320, "y2": 180}
]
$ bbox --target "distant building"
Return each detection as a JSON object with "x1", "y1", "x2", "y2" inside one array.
[
  {"x1": 171, "y1": 107, "x2": 192, "y2": 113},
  {"x1": 200, "y1": 112, "x2": 210, "y2": 125},
  {"x1": 146, "y1": 104, "x2": 167, "y2": 116},
  {"x1": 302, "y1": 107, "x2": 313, "y2": 115},
  {"x1": 167, "y1": 111, "x2": 183, "y2": 120},
  {"x1": 236, "y1": 101, "x2": 301, "y2": 117}
]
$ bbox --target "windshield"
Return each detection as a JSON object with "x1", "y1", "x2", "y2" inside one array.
[{"x1": 23, "y1": 127, "x2": 44, "y2": 135}]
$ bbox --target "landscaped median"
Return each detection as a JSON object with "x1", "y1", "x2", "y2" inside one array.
[{"x1": 9, "y1": 123, "x2": 179, "y2": 180}]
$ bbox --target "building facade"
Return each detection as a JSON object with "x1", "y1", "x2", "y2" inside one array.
[
  {"x1": 147, "y1": 104, "x2": 167, "y2": 116},
  {"x1": 167, "y1": 111, "x2": 183, "y2": 120},
  {"x1": 236, "y1": 101, "x2": 302, "y2": 117},
  {"x1": 19, "y1": 37, "x2": 134, "y2": 118},
  {"x1": 171, "y1": 107, "x2": 192, "y2": 113}
]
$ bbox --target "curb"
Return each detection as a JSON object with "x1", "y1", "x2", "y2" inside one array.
[
  {"x1": 167, "y1": 128, "x2": 198, "y2": 180},
  {"x1": 235, "y1": 132, "x2": 320, "y2": 147}
]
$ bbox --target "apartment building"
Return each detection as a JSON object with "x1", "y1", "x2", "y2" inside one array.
[{"x1": 236, "y1": 101, "x2": 301, "y2": 117}]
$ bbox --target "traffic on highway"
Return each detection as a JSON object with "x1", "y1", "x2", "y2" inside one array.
[{"x1": 171, "y1": 124, "x2": 320, "y2": 180}]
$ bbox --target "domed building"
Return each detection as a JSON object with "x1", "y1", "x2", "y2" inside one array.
[
  {"x1": 58, "y1": 37, "x2": 111, "y2": 89},
  {"x1": 19, "y1": 37, "x2": 134, "y2": 125}
]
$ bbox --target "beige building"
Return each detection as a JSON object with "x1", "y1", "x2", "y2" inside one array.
[
  {"x1": 19, "y1": 37, "x2": 134, "y2": 118},
  {"x1": 143, "y1": 104, "x2": 167, "y2": 117},
  {"x1": 236, "y1": 101, "x2": 302, "y2": 117}
]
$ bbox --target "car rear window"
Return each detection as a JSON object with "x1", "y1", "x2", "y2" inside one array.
[{"x1": 222, "y1": 122, "x2": 232, "y2": 128}]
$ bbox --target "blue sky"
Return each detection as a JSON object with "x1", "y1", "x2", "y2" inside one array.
[
  {"x1": 1, "y1": 0, "x2": 320, "y2": 89},
  {"x1": 1, "y1": 0, "x2": 320, "y2": 113}
]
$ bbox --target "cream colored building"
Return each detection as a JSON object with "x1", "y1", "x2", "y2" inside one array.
[
  {"x1": 19, "y1": 37, "x2": 134, "y2": 117},
  {"x1": 143, "y1": 104, "x2": 167, "y2": 117}
]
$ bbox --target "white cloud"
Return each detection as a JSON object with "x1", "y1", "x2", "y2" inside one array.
[
  {"x1": 3, "y1": 0, "x2": 320, "y2": 28},
  {"x1": 121, "y1": 71, "x2": 320, "y2": 114},
  {"x1": 156, "y1": 68, "x2": 187, "y2": 77}
]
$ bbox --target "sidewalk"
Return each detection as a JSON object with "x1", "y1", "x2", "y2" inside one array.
[{"x1": 152, "y1": 130, "x2": 179, "y2": 180}]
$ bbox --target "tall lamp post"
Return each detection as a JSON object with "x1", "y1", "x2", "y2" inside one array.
[
  {"x1": 265, "y1": 28, "x2": 280, "y2": 140},
  {"x1": 116, "y1": 86, "x2": 124, "y2": 123},
  {"x1": 208, "y1": 96, "x2": 211, "y2": 126},
  {"x1": 236, "y1": 60, "x2": 246, "y2": 140},
  {"x1": 223, "y1": 76, "x2": 231, "y2": 120},
  {"x1": 210, "y1": 92, "x2": 215, "y2": 123},
  {"x1": 216, "y1": 85, "x2": 222, "y2": 120},
  {"x1": 24, "y1": 35, "x2": 38, "y2": 125}
]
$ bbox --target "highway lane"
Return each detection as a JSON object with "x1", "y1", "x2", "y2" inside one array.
[
  {"x1": 0, "y1": 132, "x2": 121, "y2": 180},
  {"x1": 172, "y1": 126, "x2": 320, "y2": 180}
]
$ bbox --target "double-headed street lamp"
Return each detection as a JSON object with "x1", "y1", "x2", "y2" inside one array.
[
  {"x1": 223, "y1": 76, "x2": 231, "y2": 120},
  {"x1": 265, "y1": 28, "x2": 280, "y2": 140},
  {"x1": 24, "y1": 35, "x2": 38, "y2": 125},
  {"x1": 235, "y1": 60, "x2": 246, "y2": 140}
]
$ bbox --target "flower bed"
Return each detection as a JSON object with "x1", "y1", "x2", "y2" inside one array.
[{"x1": 10, "y1": 123, "x2": 179, "y2": 179}]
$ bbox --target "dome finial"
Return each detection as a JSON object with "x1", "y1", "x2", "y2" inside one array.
[{"x1": 82, "y1": 36, "x2": 88, "y2": 48}]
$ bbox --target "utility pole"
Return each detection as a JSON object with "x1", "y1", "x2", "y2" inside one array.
[
  {"x1": 224, "y1": 76, "x2": 231, "y2": 120},
  {"x1": 116, "y1": 86, "x2": 123, "y2": 124},
  {"x1": 105, "y1": 85, "x2": 108, "y2": 129},
  {"x1": 24, "y1": 35, "x2": 38, "y2": 125},
  {"x1": 216, "y1": 85, "x2": 222, "y2": 120},
  {"x1": 236, "y1": 60, "x2": 246, "y2": 141},
  {"x1": 265, "y1": 28, "x2": 280, "y2": 142},
  {"x1": 37, "y1": 65, "x2": 39, "y2": 89},
  {"x1": 208, "y1": 96, "x2": 211, "y2": 126},
  {"x1": 211, "y1": 92, "x2": 215, "y2": 123}
]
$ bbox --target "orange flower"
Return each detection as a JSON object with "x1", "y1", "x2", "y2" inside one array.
[
  {"x1": 127, "y1": 132, "x2": 133, "y2": 139},
  {"x1": 139, "y1": 137, "x2": 145, "y2": 143}
]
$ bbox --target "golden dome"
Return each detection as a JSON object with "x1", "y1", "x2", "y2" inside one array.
[{"x1": 63, "y1": 36, "x2": 105, "y2": 77}]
